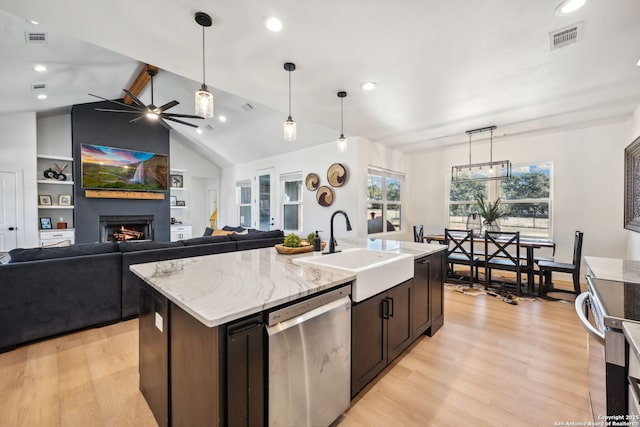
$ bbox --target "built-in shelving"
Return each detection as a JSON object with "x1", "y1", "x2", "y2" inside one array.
[{"x1": 37, "y1": 154, "x2": 75, "y2": 244}]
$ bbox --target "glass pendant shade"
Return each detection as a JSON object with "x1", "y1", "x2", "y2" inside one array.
[
  {"x1": 284, "y1": 116, "x2": 296, "y2": 141},
  {"x1": 195, "y1": 84, "x2": 214, "y2": 118},
  {"x1": 337, "y1": 135, "x2": 347, "y2": 153}
]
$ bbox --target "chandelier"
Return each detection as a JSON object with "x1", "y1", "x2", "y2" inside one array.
[{"x1": 451, "y1": 126, "x2": 512, "y2": 182}]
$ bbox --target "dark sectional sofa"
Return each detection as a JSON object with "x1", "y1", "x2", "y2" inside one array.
[{"x1": 0, "y1": 229, "x2": 284, "y2": 352}]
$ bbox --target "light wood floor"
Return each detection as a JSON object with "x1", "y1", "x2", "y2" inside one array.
[{"x1": 0, "y1": 286, "x2": 589, "y2": 427}]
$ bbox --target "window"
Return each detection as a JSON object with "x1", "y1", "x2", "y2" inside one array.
[
  {"x1": 281, "y1": 173, "x2": 302, "y2": 232},
  {"x1": 236, "y1": 180, "x2": 252, "y2": 228},
  {"x1": 367, "y1": 167, "x2": 404, "y2": 234},
  {"x1": 448, "y1": 162, "x2": 552, "y2": 238}
]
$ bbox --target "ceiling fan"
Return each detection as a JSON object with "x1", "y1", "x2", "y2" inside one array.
[{"x1": 89, "y1": 68, "x2": 204, "y2": 129}]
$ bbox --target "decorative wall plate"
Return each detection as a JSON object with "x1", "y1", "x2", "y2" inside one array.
[
  {"x1": 327, "y1": 163, "x2": 347, "y2": 187},
  {"x1": 305, "y1": 173, "x2": 320, "y2": 191},
  {"x1": 316, "y1": 186, "x2": 334, "y2": 207}
]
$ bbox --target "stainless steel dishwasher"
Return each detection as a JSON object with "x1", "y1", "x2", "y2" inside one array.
[{"x1": 267, "y1": 285, "x2": 351, "y2": 427}]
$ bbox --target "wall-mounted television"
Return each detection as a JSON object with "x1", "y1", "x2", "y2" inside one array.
[{"x1": 81, "y1": 144, "x2": 168, "y2": 192}]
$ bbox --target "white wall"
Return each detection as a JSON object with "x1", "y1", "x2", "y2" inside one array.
[
  {"x1": 221, "y1": 138, "x2": 360, "y2": 239},
  {"x1": 170, "y1": 133, "x2": 221, "y2": 234},
  {"x1": 0, "y1": 112, "x2": 38, "y2": 247},
  {"x1": 407, "y1": 119, "x2": 630, "y2": 266},
  {"x1": 37, "y1": 115, "x2": 72, "y2": 157},
  {"x1": 625, "y1": 104, "x2": 640, "y2": 259}
]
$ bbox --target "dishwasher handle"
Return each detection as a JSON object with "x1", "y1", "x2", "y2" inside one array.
[
  {"x1": 575, "y1": 292, "x2": 604, "y2": 344},
  {"x1": 266, "y1": 296, "x2": 351, "y2": 335}
]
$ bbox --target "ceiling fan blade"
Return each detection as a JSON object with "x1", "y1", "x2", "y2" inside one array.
[
  {"x1": 157, "y1": 100, "x2": 179, "y2": 112},
  {"x1": 89, "y1": 93, "x2": 142, "y2": 110},
  {"x1": 157, "y1": 119, "x2": 172, "y2": 130},
  {"x1": 122, "y1": 89, "x2": 149, "y2": 110},
  {"x1": 95, "y1": 108, "x2": 140, "y2": 114},
  {"x1": 129, "y1": 115, "x2": 147, "y2": 123},
  {"x1": 163, "y1": 116, "x2": 199, "y2": 128},
  {"x1": 163, "y1": 112, "x2": 205, "y2": 120}
]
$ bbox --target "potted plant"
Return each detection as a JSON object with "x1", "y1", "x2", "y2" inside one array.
[{"x1": 476, "y1": 195, "x2": 507, "y2": 232}]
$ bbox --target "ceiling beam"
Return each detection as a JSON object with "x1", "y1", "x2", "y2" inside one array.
[{"x1": 123, "y1": 64, "x2": 159, "y2": 105}]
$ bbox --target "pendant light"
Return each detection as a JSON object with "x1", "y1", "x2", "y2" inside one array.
[
  {"x1": 451, "y1": 125, "x2": 512, "y2": 181},
  {"x1": 194, "y1": 12, "x2": 213, "y2": 118},
  {"x1": 283, "y1": 62, "x2": 296, "y2": 141},
  {"x1": 337, "y1": 91, "x2": 348, "y2": 153}
]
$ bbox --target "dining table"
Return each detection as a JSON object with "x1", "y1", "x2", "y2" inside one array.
[{"x1": 423, "y1": 233, "x2": 556, "y2": 295}]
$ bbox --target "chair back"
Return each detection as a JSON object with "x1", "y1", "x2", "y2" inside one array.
[
  {"x1": 485, "y1": 231, "x2": 520, "y2": 265},
  {"x1": 572, "y1": 231, "x2": 584, "y2": 266},
  {"x1": 413, "y1": 225, "x2": 424, "y2": 243},
  {"x1": 445, "y1": 229, "x2": 474, "y2": 261}
]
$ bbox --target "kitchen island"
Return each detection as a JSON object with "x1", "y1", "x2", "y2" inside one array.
[{"x1": 131, "y1": 238, "x2": 445, "y2": 426}]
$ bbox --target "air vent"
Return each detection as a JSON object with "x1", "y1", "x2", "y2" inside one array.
[
  {"x1": 31, "y1": 83, "x2": 47, "y2": 91},
  {"x1": 25, "y1": 32, "x2": 47, "y2": 43},
  {"x1": 241, "y1": 103, "x2": 254, "y2": 112},
  {"x1": 550, "y1": 23, "x2": 582, "y2": 50}
]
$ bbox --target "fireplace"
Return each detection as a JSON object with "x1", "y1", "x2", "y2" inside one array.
[{"x1": 99, "y1": 215, "x2": 154, "y2": 242}]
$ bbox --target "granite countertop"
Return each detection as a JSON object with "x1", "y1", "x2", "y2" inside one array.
[
  {"x1": 585, "y1": 256, "x2": 640, "y2": 284},
  {"x1": 130, "y1": 238, "x2": 446, "y2": 328}
]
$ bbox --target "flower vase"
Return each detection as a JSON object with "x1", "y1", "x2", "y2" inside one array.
[{"x1": 481, "y1": 220, "x2": 500, "y2": 234}]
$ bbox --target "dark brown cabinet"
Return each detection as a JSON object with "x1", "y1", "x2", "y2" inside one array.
[
  {"x1": 413, "y1": 251, "x2": 445, "y2": 338},
  {"x1": 226, "y1": 315, "x2": 265, "y2": 427},
  {"x1": 351, "y1": 279, "x2": 413, "y2": 397}
]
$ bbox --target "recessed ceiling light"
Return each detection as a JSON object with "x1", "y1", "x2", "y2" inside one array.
[
  {"x1": 637, "y1": 58, "x2": 640, "y2": 66},
  {"x1": 360, "y1": 81, "x2": 377, "y2": 91},
  {"x1": 264, "y1": 17, "x2": 283, "y2": 32},
  {"x1": 36, "y1": 94, "x2": 47, "y2": 100},
  {"x1": 196, "y1": 127, "x2": 203, "y2": 134},
  {"x1": 218, "y1": 115, "x2": 227, "y2": 123},
  {"x1": 34, "y1": 64, "x2": 47, "y2": 72},
  {"x1": 26, "y1": 19, "x2": 39, "y2": 25},
  {"x1": 555, "y1": 0, "x2": 587, "y2": 15}
]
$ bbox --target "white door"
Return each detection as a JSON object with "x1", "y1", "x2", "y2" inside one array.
[
  {"x1": 255, "y1": 168, "x2": 276, "y2": 230},
  {"x1": 0, "y1": 172, "x2": 18, "y2": 251}
]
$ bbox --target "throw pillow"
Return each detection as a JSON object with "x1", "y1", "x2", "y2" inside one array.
[
  {"x1": 212, "y1": 228, "x2": 235, "y2": 236},
  {"x1": 203, "y1": 227, "x2": 214, "y2": 237}
]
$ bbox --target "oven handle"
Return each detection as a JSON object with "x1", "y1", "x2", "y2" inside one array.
[{"x1": 575, "y1": 292, "x2": 605, "y2": 344}]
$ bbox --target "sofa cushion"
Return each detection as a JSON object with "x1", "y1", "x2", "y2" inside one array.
[
  {"x1": 230, "y1": 230, "x2": 284, "y2": 241},
  {"x1": 203, "y1": 227, "x2": 214, "y2": 236},
  {"x1": 223, "y1": 225, "x2": 246, "y2": 233},
  {"x1": 181, "y1": 235, "x2": 233, "y2": 246},
  {"x1": 118, "y1": 240, "x2": 184, "y2": 253},
  {"x1": 8, "y1": 242, "x2": 118, "y2": 263}
]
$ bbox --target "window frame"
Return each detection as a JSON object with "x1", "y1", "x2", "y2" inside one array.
[
  {"x1": 236, "y1": 180, "x2": 252, "y2": 228},
  {"x1": 447, "y1": 161, "x2": 553, "y2": 239},
  {"x1": 367, "y1": 167, "x2": 405, "y2": 235},
  {"x1": 280, "y1": 172, "x2": 303, "y2": 233}
]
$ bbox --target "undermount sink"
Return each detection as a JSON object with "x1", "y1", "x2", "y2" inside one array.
[{"x1": 294, "y1": 248, "x2": 414, "y2": 302}]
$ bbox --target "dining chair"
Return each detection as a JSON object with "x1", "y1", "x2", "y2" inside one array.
[
  {"x1": 537, "y1": 231, "x2": 584, "y2": 298},
  {"x1": 444, "y1": 228, "x2": 479, "y2": 287},
  {"x1": 413, "y1": 225, "x2": 424, "y2": 243},
  {"x1": 484, "y1": 231, "x2": 525, "y2": 295}
]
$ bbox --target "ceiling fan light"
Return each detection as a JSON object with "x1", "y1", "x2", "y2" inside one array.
[
  {"x1": 195, "y1": 85, "x2": 214, "y2": 118},
  {"x1": 284, "y1": 117, "x2": 296, "y2": 141}
]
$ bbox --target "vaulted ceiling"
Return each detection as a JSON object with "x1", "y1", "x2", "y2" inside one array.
[{"x1": 1, "y1": 0, "x2": 639, "y2": 167}]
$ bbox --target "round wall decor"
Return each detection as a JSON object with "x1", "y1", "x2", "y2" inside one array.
[
  {"x1": 327, "y1": 163, "x2": 347, "y2": 187},
  {"x1": 305, "y1": 173, "x2": 320, "y2": 191},
  {"x1": 316, "y1": 186, "x2": 334, "y2": 207}
]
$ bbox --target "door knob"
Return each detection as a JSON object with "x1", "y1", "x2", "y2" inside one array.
[{"x1": 8, "y1": 227, "x2": 15, "y2": 231}]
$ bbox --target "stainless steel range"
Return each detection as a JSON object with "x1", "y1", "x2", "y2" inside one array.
[{"x1": 576, "y1": 257, "x2": 640, "y2": 420}]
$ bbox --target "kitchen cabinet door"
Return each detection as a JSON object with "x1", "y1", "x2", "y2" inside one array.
[
  {"x1": 412, "y1": 256, "x2": 431, "y2": 338},
  {"x1": 351, "y1": 292, "x2": 388, "y2": 397},
  {"x1": 428, "y1": 251, "x2": 445, "y2": 336},
  {"x1": 387, "y1": 279, "x2": 413, "y2": 362},
  {"x1": 227, "y1": 315, "x2": 265, "y2": 427}
]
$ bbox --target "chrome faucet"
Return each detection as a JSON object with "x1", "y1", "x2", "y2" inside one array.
[{"x1": 328, "y1": 210, "x2": 352, "y2": 253}]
